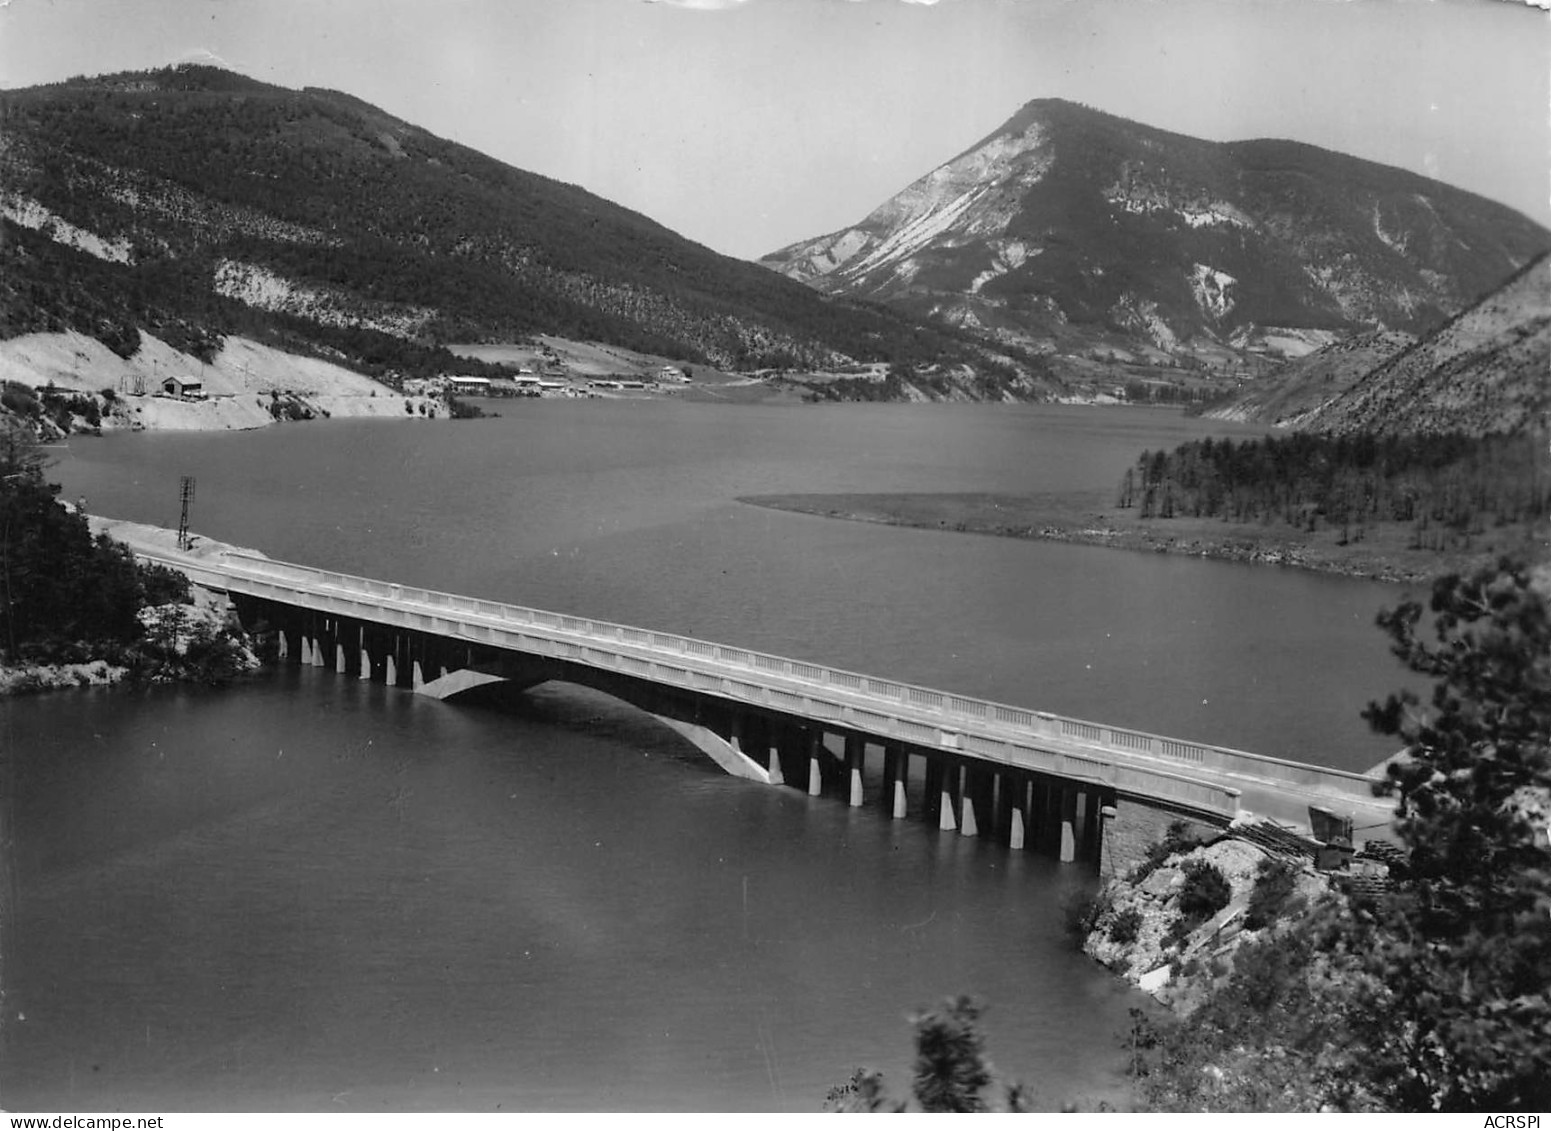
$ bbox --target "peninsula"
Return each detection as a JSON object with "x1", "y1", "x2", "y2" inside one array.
[{"x1": 739, "y1": 490, "x2": 1543, "y2": 586}]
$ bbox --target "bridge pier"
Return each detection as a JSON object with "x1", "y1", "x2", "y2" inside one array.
[
  {"x1": 883, "y1": 746, "x2": 907, "y2": 820},
  {"x1": 767, "y1": 742, "x2": 784, "y2": 786},
  {"x1": 936, "y1": 758, "x2": 958, "y2": 833},
  {"x1": 993, "y1": 772, "x2": 1013, "y2": 844},
  {"x1": 1061, "y1": 786, "x2": 1079, "y2": 864},
  {"x1": 726, "y1": 710, "x2": 748, "y2": 766},
  {"x1": 845, "y1": 735, "x2": 864, "y2": 808},
  {"x1": 402, "y1": 633, "x2": 417, "y2": 687},
  {"x1": 959, "y1": 765, "x2": 980, "y2": 838},
  {"x1": 367, "y1": 624, "x2": 394, "y2": 683},
  {"x1": 772, "y1": 726, "x2": 799, "y2": 792},
  {"x1": 312, "y1": 614, "x2": 331, "y2": 669},
  {"x1": 807, "y1": 732, "x2": 823, "y2": 797},
  {"x1": 223, "y1": 593, "x2": 1167, "y2": 872}
]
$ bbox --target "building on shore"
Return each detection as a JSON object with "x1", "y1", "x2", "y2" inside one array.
[{"x1": 160, "y1": 376, "x2": 205, "y2": 399}]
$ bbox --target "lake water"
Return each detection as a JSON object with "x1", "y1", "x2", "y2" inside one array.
[{"x1": 2, "y1": 402, "x2": 1419, "y2": 1111}]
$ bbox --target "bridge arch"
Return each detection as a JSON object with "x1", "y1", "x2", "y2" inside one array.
[{"x1": 419, "y1": 657, "x2": 774, "y2": 783}]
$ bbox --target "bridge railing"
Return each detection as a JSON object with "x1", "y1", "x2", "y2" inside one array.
[{"x1": 217, "y1": 551, "x2": 1379, "y2": 802}]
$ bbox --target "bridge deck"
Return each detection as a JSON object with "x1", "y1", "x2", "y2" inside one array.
[{"x1": 110, "y1": 517, "x2": 1396, "y2": 838}]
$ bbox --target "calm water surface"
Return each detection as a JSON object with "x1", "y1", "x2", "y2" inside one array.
[{"x1": 2, "y1": 403, "x2": 1419, "y2": 1110}]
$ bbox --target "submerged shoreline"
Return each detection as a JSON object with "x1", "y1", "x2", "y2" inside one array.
[{"x1": 738, "y1": 491, "x2": 1531, "y2": 586}]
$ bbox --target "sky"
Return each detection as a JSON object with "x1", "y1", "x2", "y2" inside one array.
[{"x1": 1, "y1": 0, "x2": 1547, "y2": 260}]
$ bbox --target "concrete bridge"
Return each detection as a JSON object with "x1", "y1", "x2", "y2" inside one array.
[{"x1": 131, "y1": 536, "x2": 1396, "y2": 872}]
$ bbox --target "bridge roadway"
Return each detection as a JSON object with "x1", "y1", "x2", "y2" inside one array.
[{"x1": 124, "y1": 525, "x2": 1397, "y2": 862}]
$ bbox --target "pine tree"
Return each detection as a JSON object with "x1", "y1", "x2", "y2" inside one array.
[{"x1": 1353, "y1": 557, "x2": 1551, "y2": 1110}]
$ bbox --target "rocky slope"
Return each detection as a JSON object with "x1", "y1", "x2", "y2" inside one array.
[
  {"x1": 0, "y1": 65, "x2": 1039, "y2": 396},
  {"x1": 1198, "y1": 330, "x2": 1416, "y2": 425},
  {"x1": 1084, "y1": 822, "x2": 1395, "y2": 1012},
  {"x1": 0, "y1": 329, "x2": 444, "y2": 433},
  {"x1": 1291, "y1": 252, "x2": 1551, "y2": 436},
  {"x1": 762, "y1": 99, "x2": 1551, "y2": 369}
]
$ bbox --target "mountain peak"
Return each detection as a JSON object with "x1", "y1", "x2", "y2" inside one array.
[{"x1": 761, "y1": 101, "x2": 1551, "y2": 369}]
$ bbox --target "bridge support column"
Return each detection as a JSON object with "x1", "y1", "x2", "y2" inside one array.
[
  {"x1": 1007, "y1": 776, "x2": 1030, "y2": 851},
  {"x1": 313, "y1": 614, "x2": 331, "y2": 667},
  {"x1": 374, "y1": 626, "x2": 393, "y2": 683},
  {"x1": 921, "y1": 757, "x2": 940, "y2": 827},
  {"x1": 1080, "y1": 790, "x2": 1103, "y2": 863},
  {"x1": 845, "y1": 735, "x2": 864, "y2": 808},
  {"x1": 959, "y1": 766, "x2": 980, "y2": 838},
  {"x1": 726, "y1": 711, "x2": 748, "y2": 765},
  {"x1": 385, "y1": 655, "x2": 397, "y2": 686},
  {"x1": 415, "y1": 633, "x2": 442, "y2": 685},
  {"x1": 993, "y1": 772, "x2": 1012, "y2": 844},
  {"x1": 1060, "y1": 786, "x2": 1078, "y2": 864},
  {"x1": 311, "y1": 615, "x2": 329, "y2": 668},
  {"x1": 393, "y1": 634, "x2": 412, "y2": 687},
  {"x1": 807, "y1": 733, "x2": 823, "y2": 797},
  {"x1": 277, "y1": 628, "x2": 289, "y2": 660},
  {"x1": 767, "y1": 743, "x2": 784, "y2": 786},
  {"x1": 936, "y1": 758, "x2": 958, "y2": 833},
  {"x1": 336, "y1": 642, "x2": 347, "y2": 674},
  {"x1": 1037, "y1": 778, "x2": 1059, "y2": 854},
  {"x1": 885, "y1": 747, "x2": 907, "y2": 820}
]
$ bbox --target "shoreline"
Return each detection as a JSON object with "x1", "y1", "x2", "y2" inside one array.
[
  {"x1": 0, "y1": 517, "x2": 262, "y2": 697},
  {"x1": 738, "y1": 491, "x2": 1535, "y2": 586}
]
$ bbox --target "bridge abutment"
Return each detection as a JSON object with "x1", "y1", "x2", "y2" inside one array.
[{"x1": 1099, "y1": 797, "x2": 1218, "y2": 879}]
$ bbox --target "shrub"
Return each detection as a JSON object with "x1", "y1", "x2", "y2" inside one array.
[
  {"x1": 1129, "y1": 820, "x2": 1208, "y2": 883},
  {"x1": 1177, "y1": 860, "x2": 1232, "y2": 923},
  {"x1": 1161, "y1": 913, "x2": 1195, "y2": 951},
  {"x1": 445, "y1": 394, "x2": 486, "y2": 419},
  {"x1": 1063, "y1": 885, "x2": 1112, "y2": 948},
  {"x1": 137, "y1": 560, "x2": 192, "y2": 607},
  {"x1": 1, "y1": 383, "x2": 41, "y2": 419},
  {"x1": 1244, "y1": 857, "x2": 1302, "y2": 931},
  {"x1": 1108, "y1": 906, "x2": 1144, "y2": 944}
]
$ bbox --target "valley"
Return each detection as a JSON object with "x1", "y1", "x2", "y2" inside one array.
[{"x1": 1, "y1": 32, "x2": 1547, "y2": 1114}]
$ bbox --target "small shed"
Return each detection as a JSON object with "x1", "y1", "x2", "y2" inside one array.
[{"x1": 161, "y1": 376, "x2": 204, "y2": 398}]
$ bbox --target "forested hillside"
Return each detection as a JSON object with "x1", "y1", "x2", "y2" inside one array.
[{"x1": 0, "y1": 65, "x2": 1041, "y2": 391}]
